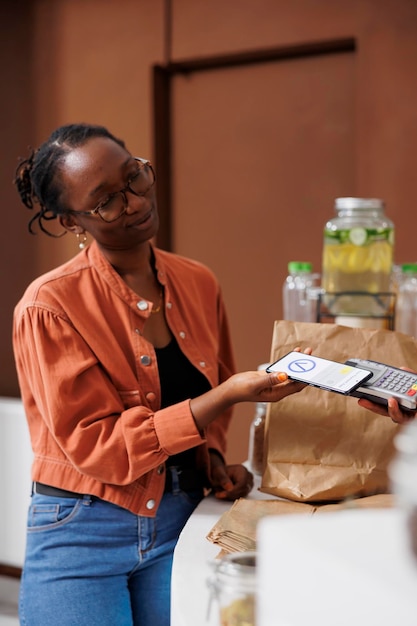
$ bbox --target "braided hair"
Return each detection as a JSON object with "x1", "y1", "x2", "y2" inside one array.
[{"x1": 14, "y1": 123, "x2": 125, "y2": 236}]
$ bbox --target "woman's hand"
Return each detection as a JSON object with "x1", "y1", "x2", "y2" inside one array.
[
  {"x1": 222, "y1": 369, "x2": 306, "y2": 404},
  {"x1": 224, "y1": 346, "x2": 313, "y2": 404},
  {"x1": 358, "y1": 397, "x2": 416, "y2": 425},
  {"x1": 190, "y1": 347, "x2": 312, "y2": 432},
  {"x1": 208, "y1": 451, "x2": 254, "y2": 500}
]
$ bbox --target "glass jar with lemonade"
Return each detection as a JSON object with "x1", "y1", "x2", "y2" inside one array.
[{"x1": 321, "y1": 197, "x2": 394, "y2": 317}]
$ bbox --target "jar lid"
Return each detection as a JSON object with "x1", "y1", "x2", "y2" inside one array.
[
  {"x1": 335, "y1": 197, "x2": 385, "y2": 210},
  {"x1": 207, "y1": 552, "x2": 257, "y2": 612},
  {"x1": 287, "y1": 261, "x2": 312, "y2": 273},
  {"x1": 213, "y1": 550, "x2": 256, "y2": 572}
]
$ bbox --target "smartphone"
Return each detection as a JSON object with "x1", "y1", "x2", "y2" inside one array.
[
  {"x1": 266, "y1": 352, "x2": 373, "y2": 395},
  {"x1": 345, "y1": 358, "x2": 417, "y2": 411}
]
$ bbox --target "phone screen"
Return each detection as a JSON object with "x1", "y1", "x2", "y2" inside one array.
[{"x1": 266, "y1": 352, "x2": 373, "y2": 394}]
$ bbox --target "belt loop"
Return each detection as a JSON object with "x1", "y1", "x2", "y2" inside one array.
[
  {"x1": 82, "y1": 494, "x2": 93, "y2": 506},
  {"x1": 168, "y1": 466, "x2": 181, "y2": 495}
]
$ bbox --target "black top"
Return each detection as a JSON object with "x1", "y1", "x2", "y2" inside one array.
[{"x1": 155, "y1": 337, "x2": 211, "y2": 468}]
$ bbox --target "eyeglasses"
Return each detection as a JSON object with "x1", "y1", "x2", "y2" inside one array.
[{"x1": 67, "y1": 157, "x2": 156, "y2": 223}]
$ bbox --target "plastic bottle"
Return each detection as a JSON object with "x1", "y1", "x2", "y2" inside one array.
[
  {"x1": 321, "y1": 197, "x2": 395, "y2": 319},
  {"x1": 395, "y1": 263, "x2": 417, "y2": 338},
  {"x1": 282, "y1": 261, "x2": 315, "y2": 322}
]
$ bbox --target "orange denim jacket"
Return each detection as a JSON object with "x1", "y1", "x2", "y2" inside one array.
[{"x1": 13, "y1": 241, "x2": 236, "y2": 515}]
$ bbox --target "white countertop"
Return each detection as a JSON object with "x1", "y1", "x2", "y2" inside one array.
[
  {"x1": 171, "y1": 476, "x2": 271, "y2": 626},
  {"x1": 171, "y1": 481, "x2": 417, "y2": 626},
  {"x1": 170, "y1": 494, "x2": 225, "y2": 626}
]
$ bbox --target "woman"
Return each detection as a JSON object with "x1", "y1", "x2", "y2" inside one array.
[{"x1": 13, "y1": 123, "x2": 307, "y2": 626}]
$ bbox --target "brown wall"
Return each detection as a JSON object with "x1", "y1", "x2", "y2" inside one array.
[
  {"x1": 2, "y1": 0, "x2": 417, "y2": 463},
  {"x1": 1, "y1": 0, "x2": 36, "y2": 397}
]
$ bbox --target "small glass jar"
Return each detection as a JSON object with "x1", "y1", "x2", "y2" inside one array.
[
  {"x1": 207, "y1": 551, "x2": 257, "y2": 626},
  {"x1": 389, "y1": 419, "x2": 417, "y2": 562}
]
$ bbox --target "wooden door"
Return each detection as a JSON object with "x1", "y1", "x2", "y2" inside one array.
[{"x1": 169, "y1": 45, "x2": 355, "y2": 460}]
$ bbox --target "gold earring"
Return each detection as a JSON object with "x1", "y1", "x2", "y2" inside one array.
[{"x1": 77, "y1": 233, "x2": 87, "y2": 250}]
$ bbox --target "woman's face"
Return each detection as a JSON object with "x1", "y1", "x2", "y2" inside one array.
[{"x1": 59, "y1": 136, "x2": 159, "y2": 251}]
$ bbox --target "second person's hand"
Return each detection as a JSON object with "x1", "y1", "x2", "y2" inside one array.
[{"x1": 358, "y1": 396, "x2": 416, "y2": 424}]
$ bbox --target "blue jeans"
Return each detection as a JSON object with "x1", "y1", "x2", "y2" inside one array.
[{"x1": 19, "y1": 475, "x2": 203, "y2": 625}]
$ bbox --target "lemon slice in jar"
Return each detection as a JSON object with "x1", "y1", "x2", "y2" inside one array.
[
  {"x1": 349, "y1": 227, "x2": 367, "y2": 246},
  {"x1": 347, "y1": 244, "x2": 371, "y2": 272}
]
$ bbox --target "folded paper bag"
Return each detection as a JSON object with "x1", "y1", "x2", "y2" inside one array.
[
  {"x1": 206, "y1": 494, "x2": 395, "y2": 555},
  {"x1": 260, "y1": 320, "x2": 417, "y2": 502}
]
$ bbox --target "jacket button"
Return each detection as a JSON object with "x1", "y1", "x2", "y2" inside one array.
[
  {"x1": 137, "y1": 300, "x2": 149, "y2": 311},
  {"x1": 179, "y1": 331, "x2": 186, "y2": 339},
  {"x1": 199, "y1": 361, "x2": 206, "y2": 368},
  {"x1": 146, "y1": 499, "x2": 155, "y2": 510},
  {"x1": 146, "y1": 392, "x2": 156, "y2": 402},
  {"x1": 140, "y1": 355, "x2": 151, "y2": 366}
]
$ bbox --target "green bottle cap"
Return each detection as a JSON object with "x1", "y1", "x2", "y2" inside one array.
[
  {"x1": 288, "y1": 261, "x2": 313, "y2": 273},
  {"x1": 401, "y1": 263, "x2": 417, "y2": 274}
]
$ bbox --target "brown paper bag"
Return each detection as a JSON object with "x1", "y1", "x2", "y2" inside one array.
[
  {"x1": 206, "y1": 494, "x2": 395, "y2": 555},
  {"x1": 261, "y1": 320, "x2": 417, "y2": 502}
]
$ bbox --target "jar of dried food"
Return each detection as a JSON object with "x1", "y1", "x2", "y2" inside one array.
[{"x1": 207, "y1": 551, "x2": 257, "y2": 626}]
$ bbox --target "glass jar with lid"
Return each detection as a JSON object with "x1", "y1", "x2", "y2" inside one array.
[
  {"x1": 321, "y1": 197, "x2": 395, "y2": 318},
  {"x1": 207, "y1": 551, "x2": 257, "y2": 626}
]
